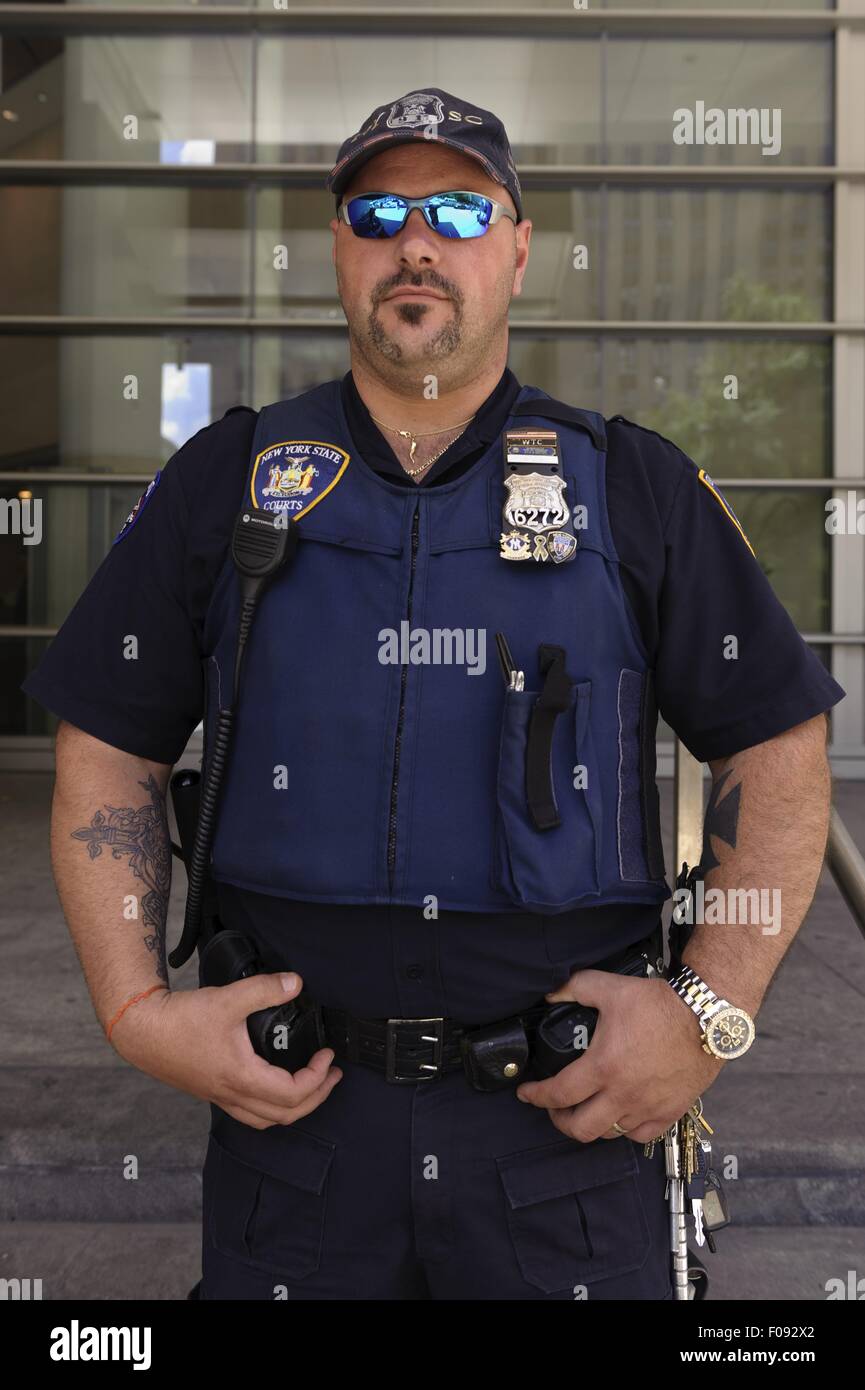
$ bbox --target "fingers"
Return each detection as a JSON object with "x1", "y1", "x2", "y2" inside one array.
[
  {"x1": 234, "y1": 1045, "x2": 343, "y2": 1112},
  {"x1": 544, "y1": 1094, "x2": 622, "y2": 1143},
  {"x1": 516, "y1": 1056, "x2": 602, "y2": 1110},
  {"x1": 619, "y1": 1119, "x2": 675, "y2": 1145},
  {"x1": 542, "y1": 968, "x2": 615, "y2": 1007},
  {"x1": 546, "y1": 1097, "x2": 677, "y2": 1146},
  {"x1": 221, "y1": 971, "x2": 304, "y2": 1020},
  {"x1": 222, "y1": 1103, "x2": 278, "y2": 1130},
  {"x1": 214, "y1": 973, "x2": 350, "y2": 1115},
  {"x1": 220, "y1": 1054, "x2": 344, "y2": 1127}
]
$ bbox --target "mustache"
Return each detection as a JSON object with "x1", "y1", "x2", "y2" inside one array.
[{"x1": 376, "y1": 273, "x2": 460, "y2": 304}]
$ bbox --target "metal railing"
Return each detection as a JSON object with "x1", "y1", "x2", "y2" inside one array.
[{"x1": 827, "y1": 807, "x2": 865, "y2": 942}]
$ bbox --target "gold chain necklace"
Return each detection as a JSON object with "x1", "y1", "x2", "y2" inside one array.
[
  {"x1": 401, "y1": 432, "x2": 464, "y2": 477},
  {"x1": 369, "y1": 410, "x2": 476, "y2": 477}
]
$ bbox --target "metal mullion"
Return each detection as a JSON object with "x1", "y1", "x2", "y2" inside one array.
[
  {"x1": 832, "y1": 0, "x2": 865, "y2": 759},
  {"x1": 1, "y1": 6, "x2": 865, "y2": 38},
  {"x1": 0, "y1": 317, "x2": 862, "y2": 334},
  {"x1": 2, "y1": 162, "x2": 863, "y2": 186},
  {"x1": 0, "y1": 473, "x2": 158, "y2": 484}
]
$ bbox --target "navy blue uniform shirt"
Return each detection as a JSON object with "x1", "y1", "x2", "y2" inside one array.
[{"x1": 21, "y1": 369, "x2": 846, "y2": 1022}]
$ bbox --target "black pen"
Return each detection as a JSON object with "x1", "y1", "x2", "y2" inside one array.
[{"x1": 495, "y1": 632, "x2": 524, "y2": 691}]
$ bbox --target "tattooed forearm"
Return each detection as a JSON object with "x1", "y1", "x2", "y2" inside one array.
[
  {"x1": 700, "y1": 766, "x2": 741, "y2": 872},
  {"x1": 71, "y1": 774, "x2": 171, "y2": 982}
]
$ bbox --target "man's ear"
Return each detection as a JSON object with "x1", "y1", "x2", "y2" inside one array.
[{"x1": 512, "y1": 218, "x2": 532, "y2": 297}]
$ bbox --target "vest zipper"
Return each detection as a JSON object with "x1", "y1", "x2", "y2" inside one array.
[{"x1": 387, "y1": 503, "x2": 420, "y2": 891}]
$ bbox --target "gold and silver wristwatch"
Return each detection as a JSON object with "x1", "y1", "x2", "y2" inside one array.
[{"x1": 667, "y1": 965, "x2": 756, "y2": 1060}]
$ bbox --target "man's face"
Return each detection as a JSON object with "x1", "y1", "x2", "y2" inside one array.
[{"x1": 330, "y1": 144, "x2": 531, "y2": 389}]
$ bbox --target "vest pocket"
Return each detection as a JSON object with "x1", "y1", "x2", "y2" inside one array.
[{"x1": 493, "y1": 681, "x2": 601, "y2": 911}]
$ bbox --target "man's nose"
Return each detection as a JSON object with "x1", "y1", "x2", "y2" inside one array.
[{"x1": 394, "y1": 207, "x2": 442, "y2": 263}]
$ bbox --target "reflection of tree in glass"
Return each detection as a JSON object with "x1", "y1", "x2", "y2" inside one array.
[{"x1": 641, "y1": 275, "x2": 831, "y2": 633}]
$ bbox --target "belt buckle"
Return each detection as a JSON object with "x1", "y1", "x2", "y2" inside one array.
[{"x1": 385, "y1": 1017, "x2": 445, "y2": 1083}]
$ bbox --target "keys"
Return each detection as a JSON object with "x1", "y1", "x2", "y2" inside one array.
[
  {"x1": 691, "y1": 1197, "x2": 706, "y2": 1246},
  {"x1": 674, "y1": 1100, "x2": 717, "y2": 1252},
  {"x1": 665, "y1": 1121, "x2": 691, "y2": 1298},
  {"x1": 664, "y1": 1122, "x2": 681, "y2": 1180},
  {"x1": 644, "y1": 1098, "x2": 713, "y2": 1174},
  {"x1": 702, "y1": 1170, "x2": 731, "y2": 1255},
  {"x1": 688, "y1": 1097, "x2": 714, "y2": 1136},
  {"x1": 702, "y1": 1169, "x2": 731, "y2": 1233},
  {"x1": 686, "y1": 1138, "x2": 711, "y2": 1248},
  {"x1": 680, "y1": 1109, "x2": 704, "y2": 1184},
  {"x1": 684, "y1": 1114, "x2": 697, "y2": 1183},
  {"x1": 643, "y1": 1131, "x2": 665, "y2": 1160}
]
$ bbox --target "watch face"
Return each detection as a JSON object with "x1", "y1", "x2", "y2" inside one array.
[{"x1": 704, "y1": 1007, "x2": 755, "y2": 1060}]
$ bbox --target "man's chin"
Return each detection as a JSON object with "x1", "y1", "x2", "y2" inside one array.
[{"x1": 373, "y1": 334, "x2": 459, "y2": 367}]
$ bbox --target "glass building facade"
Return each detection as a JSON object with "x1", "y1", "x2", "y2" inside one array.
[{"x1": 1, "y1": 2, "x2": 863, "y2": 773}]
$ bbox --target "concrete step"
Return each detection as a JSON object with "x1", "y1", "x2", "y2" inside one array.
[
  {"x1": 1, "y1": 1221, "x2": 863, "y2": 1301},
  {"x1": 1, "y1": 1065, "x2": 864, "y2": 1226}
]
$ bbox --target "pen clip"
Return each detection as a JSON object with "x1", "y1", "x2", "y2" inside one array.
[{"x1": 495, "y1": 632, "x2": 524, "y2": 691}]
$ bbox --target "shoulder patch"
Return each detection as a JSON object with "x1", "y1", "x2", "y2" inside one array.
[
  {"x1": 697, "y1": 467, "x2": 756, "y2": 557},
  {"x1": 113, "y1": 470, "x2": 162, "y2": 545},
  {"x1": 250, "y1": 440, "x2": 349, "y2": 519}
]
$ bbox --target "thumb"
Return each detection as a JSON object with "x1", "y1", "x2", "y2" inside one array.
[
  {"x1": 223, "y1": 970, "x2": 303, "y2": 1019},
  {"x1": 544, "y1": 968, "x2": 612, "y2": 1007}
]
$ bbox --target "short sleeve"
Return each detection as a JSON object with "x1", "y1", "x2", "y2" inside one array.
[
  {"x1": 655, "y1": 452, "x2": 846, "y2": 762},
  {"x1": 22, "y1": 431, "x2": 216, "y2": 764}
]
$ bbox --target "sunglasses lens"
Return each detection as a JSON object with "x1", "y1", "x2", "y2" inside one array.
[
  {"x1": 427, "y1": 193, "x2": 492, "y2": 239},
  {"x1": 345, "y1": 195, "x2": 408, "y2": 238},
  {"x1": 345, "y1": 192, "x2": 494, "y2": 239}
]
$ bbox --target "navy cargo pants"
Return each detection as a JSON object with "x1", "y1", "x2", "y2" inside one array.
[
  {"x1": 192, "y1": 893, "x2": 674, "y2": 1301},
  {"x1": 196, "y1": 1064, "x2": 672, "y2": 1300}
]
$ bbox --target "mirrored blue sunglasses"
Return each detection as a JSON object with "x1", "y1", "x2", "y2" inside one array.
[{"x1": 338, "y1": 190, "x2": 517, "y2": 240}]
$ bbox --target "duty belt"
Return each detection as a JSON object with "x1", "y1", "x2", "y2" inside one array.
[
  {"x1": 320, "y1": 927, "x2": 663, "y2": 1091},
  {"x1": 321, "y1": 1003, "x2": 549, "y2": 1086},
  {"x1": 198, "y1": 922, "x2": 663, "y2": 1094}
]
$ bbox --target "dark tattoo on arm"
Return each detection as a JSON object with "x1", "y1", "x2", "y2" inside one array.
[
  {"x1": 71, "y1": 775, "x2": 171, "y2": 982},
  {"x1": 700, "y1": 767, "x2": 741, "y2": 872}
]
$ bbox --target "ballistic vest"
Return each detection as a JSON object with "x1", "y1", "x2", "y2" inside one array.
[{"x1": 201, "y1": 379, "x2": 671, "y2": 916}]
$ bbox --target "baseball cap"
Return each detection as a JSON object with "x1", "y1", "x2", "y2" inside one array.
[{"x1": 326, "y1": 87, "x2": 523, "y2": 221}]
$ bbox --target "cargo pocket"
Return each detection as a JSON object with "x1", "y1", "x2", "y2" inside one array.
[
  {"x1": 205, "y1": 1129, "x2": 335, "y2": 1281},
  {"x1": 496, "y1": 1137, "x2": 651, "y2": 1294},
  {"x1": 493, "y1": 682, "x2": 602, "y2": 911}
]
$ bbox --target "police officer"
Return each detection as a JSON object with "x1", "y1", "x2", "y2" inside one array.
[{"x1": 23, "y1": 87, "x2": 845, "y2": 1301}]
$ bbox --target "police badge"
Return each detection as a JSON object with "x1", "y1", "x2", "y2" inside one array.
[{"x1": 499, "y1": 429, "x2": 578, "y2": 563}]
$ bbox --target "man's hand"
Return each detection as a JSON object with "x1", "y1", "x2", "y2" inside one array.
[
  {"x1": 515, "y1": 970, "x2": 724, "y2": 1144},
  {"x1": 110, "y1": 972, "x2": 342, "y2": 1130}
]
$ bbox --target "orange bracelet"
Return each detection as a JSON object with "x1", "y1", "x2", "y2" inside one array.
[{"x1": 105, "y1": 983, "x2": 168, "y2": 1044}]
